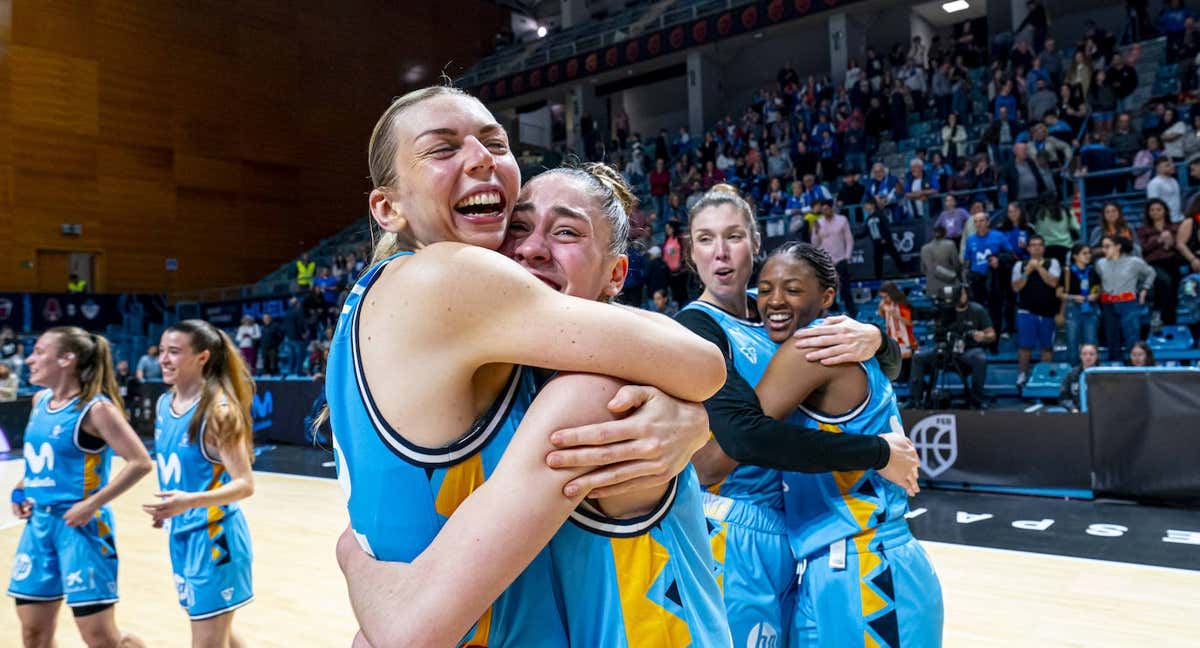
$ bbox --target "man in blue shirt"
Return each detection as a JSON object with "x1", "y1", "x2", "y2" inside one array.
[
  {"x1": 866, "y1": 162, "x2": 904, "y2": 222},
  {"x1": 963, "y1": 211, "x2": 1014, "y2": 345},
  {"x1": 313, "y1": 266, "x2": 340, "y2": 305}
]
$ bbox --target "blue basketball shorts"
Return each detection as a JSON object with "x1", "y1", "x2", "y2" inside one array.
[
  {"x1": 791, "y1": 521, "x2": 943, "y2": 648},
  {"x1": 167, "y1": 510, "x2": 254, "y2": 620},
  {"x1": 7, "y1": 505, "x2": 120, "y2": 608},
  {"x1": 705, "y1": 492, "x2": 797, "y2": 648}
]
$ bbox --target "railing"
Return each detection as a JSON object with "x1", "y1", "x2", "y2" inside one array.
[{"x1": 457, "y1": 0, "x2": 760, "y2": 89}]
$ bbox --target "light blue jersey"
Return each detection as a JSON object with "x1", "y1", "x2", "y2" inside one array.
[
  {"x1": 785, "y1": 319, "x2": 943, "y2": 648},
  {"x1": 154, "y1": 393, "x2": 254, "y2": 619},
  {"x1": 678, "y1": 301, "x2": 781, "y2": 508},
  {"x1": 20, "y1": 390, "x2": 112, "y2": 508},
  {"x1": 8, "y1": 391, "x2": 119, "y2": 607},
  {"x1": 679, "y1": 300, "x2": 796, "y2": 647},
  {"x1": 548, "y1": 466, "x2": 732, "y2": 648},
  {"x1": 326, "y1": 252, "x2": 566, "y2": 647}
]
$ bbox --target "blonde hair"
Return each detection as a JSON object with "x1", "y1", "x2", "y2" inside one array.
[
  {"x1": 164, "y1": 320, "x2": 255, "y2": 459},
  {"x1": 687, "y1": 187, "x2": 763, "y2": 253},
  {"x1": 367, "y1": 85, "x2": 477, "y2": 265},
  {"x1": 46, "y1": 327, "x2": 122, "y2": 412},
  {"x1": 533, "y1": 161, "x2": 636, "y2": 257}
]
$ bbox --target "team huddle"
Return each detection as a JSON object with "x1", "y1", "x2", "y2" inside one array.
[{"x1": 7, "y1": 85, "x2": 943, "y2": 648}]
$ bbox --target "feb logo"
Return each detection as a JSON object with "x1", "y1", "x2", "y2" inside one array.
[
  {"x1": 908, "y1": 414, "x2": 958, "y2": 478},
  {"x1": 891, "y1": 230, "x2": 916, "y2": 254},
  {"x1": 11, "y1": 553, "x2": 32, "y2": 581}
]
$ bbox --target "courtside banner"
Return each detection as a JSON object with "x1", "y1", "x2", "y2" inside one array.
[
  {"x1": 0, "y1": 292, "x2": 167, "y2": 333},
  {"x1": 901, "y1": 410, "x2": 1091, "y2": 492},
  {"x1": 129, "y1": 379, "x2": 323, "y2": 446},
  {"x1": 1085, "y1": 369, "x2": 1200, "y2": 502}
]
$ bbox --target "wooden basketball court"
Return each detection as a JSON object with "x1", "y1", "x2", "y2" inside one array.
[{"x1": 2, "y1": 458, "x2": 1198, "y2": 646}]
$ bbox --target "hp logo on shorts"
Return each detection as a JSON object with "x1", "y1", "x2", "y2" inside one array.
[
  {"x1": 746, "y1": 622, "x2": 779, "y2": 648},
  {"x1": 908, "y1": 414, "x2": 958, "y2": 478},
  {"x1": 11, "y1": 553, "x2": 32, "y2": 581}
]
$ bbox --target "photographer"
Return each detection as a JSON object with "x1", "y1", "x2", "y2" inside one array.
[{"x1": 909, "y1": 284, "x2": 996, "y2": 408}]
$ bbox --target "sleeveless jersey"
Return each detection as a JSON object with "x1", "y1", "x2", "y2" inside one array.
[
  {"x1": 783, "y1": 321, "x2": 911, "y2": 559},
  {"x1": 326, "y1": 252, "x2": 566, "y2": 647},
  {"x1": 22, "y1": 390, "x2": 111, "y2": 508},
  {"x1": 679, "y1": 300, "x2": 783, "y2": 510},
  {"x1": 153, "y1": 393, "x2": 241, "y2": 536},
  {"x1": 548, "y1": 466, "x2": 731, "y2": 647}
]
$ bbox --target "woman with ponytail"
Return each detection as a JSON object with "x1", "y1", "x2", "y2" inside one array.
[
  {"x1": 8, "y1": 327, "x2": 152, "y2": 648},
  {"x1": 141, "y1": 320, "x2": 255, "y2": 646}
]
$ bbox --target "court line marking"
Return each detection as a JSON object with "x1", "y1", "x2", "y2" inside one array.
[
  {"x1": 254, "y1": 469, "x2": 337, "y2": 483},
  {"x1": 921, "y1": 540, "x2": 1200, "y2": 576}
]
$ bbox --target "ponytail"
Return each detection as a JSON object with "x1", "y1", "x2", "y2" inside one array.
[
  {"x1": 165, "y1": 320, "x2": 255, "y2": 460},
  {"x1": 46, "y1": 327, "x2": 123, "y2": 412}
]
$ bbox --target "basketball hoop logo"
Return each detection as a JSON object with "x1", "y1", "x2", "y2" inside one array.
[{"x1": 908, "y1": 414, "x2": 957, "y2": 478}]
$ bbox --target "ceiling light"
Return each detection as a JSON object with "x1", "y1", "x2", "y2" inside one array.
[
  {"x1": 942, "y1": 0, "x2": 969, "y2": 12},
  {"x1": 537, "y1": 25, "x2": 548, "y2": 37}
]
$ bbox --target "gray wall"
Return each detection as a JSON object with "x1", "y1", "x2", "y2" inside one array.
[{"x1": 618, "y1": 76, "x2": 690, "y2": 138}]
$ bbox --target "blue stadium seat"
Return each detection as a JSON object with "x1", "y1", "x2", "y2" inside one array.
[
  {"x1": 1157, "y1": 64, "x2": 1178, "y2": 80},
  {"x1": 1148, "y1": 325, "x2": 1200, "y2": 362},
  {"x1": 985, "y1": 364, "x2": 1020, "y2": 396},
  {"x1": 1022, "y1": 362, "x2": 1071, "y2": 399}
]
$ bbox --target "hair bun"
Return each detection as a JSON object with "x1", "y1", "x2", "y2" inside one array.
[{"x1": 580, "y1": 162, "x2": 638, "y2": 215}]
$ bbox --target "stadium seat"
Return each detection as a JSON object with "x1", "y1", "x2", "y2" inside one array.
[
  {"x1": 985, "y1": 364, "x2": 1020, "y2": 396},
  {"x1": 1148, "y1": 325, "x2": 1200, "y2": 363},
  {"x1": 1021, "y1": 362, "x2": 1071, "y2": 400}
]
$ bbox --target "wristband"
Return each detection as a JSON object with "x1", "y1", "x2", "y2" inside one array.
[{"x1": 11, "y1": 488, "x2": 25, "y2": 504}]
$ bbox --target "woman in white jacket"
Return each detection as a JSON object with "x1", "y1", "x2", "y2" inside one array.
[{"x1": 941, "y1": 112, "x2": 968, "y2": 165}]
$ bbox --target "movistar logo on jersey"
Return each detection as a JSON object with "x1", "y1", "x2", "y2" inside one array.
[
  {"x1": 49, "y1": 425, "x2": 63, "y2": 440},
  {"x1": 157, "y1": 452, "x2": 182, "y2": 485},
  {"x1": 24, "y1": 442, "x2": 55, "y2": 473},
  {"x1": 251, "y1": 391, "x2": 273, "y2": 432}
]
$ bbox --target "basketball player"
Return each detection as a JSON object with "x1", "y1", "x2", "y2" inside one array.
[
  {"x1": 677, "y1": 189, "x2": 921, "y2": 647},
  {"x1": 753, "y1": 242, "x2": 943, "y2": 647},
  {"x1": 8, "y1": 327, "x2": 153, "y2": 648},
  {"x1": 141, "y1": 320, "x2": 256, "y2": 648},
  {"x1": 326, "y1": 86, "x2": 727, "y2": 647}
]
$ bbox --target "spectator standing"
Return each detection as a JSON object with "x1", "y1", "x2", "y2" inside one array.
[
  {"x1": 295, "y1": 252, "x2": 316, "y2": 291},
  {"x1": 1160, "y1": 110, "x2": 1187, "y2": 162},
  {"x1": 649, "y1": 159, "x2": 670, "y2": 220},
  {"x1": 1133, "y1": 135, "x2": 1164, "y2": 190},
  {"x1": 864, "y1": 198, "x2": 907, "y2": 279},
  {"x1": 1160, "y1": 0, "x2": 1194, "y2": 60},
  {"x1": 935, "y1": 194, "x2": 971, "y2": 243},
  {"x1": 136, "y1": 344, "x2": 161, "y2": 382},
  {"x1": 790, "y1": 141, "x2": 819, "y2": 180},
  {"x1": 650, "y1": 289, "x2": 679, "y2": 317},
  {"x1": 1108, "y1": 113, "x2": 1142, "y2": 166},
  {"x1": 1096, "y1": 235, "x2": 1155, "y2": 361},
  {"x1": 259, "y1": 312, "x2": 283, "y2": 375},
  {"x1": 663, "y1": 221, "x2": 690, "y2": 307},
  {"x1": 879, "y1": 282, "x2": 918, "y2": 381},
  {"x1": 1059, "y1": 343, "x2": 1100, "y2": 411},
  {"x1": 964, "y1": 211, "x2": 1014, "y2": 340},
  {"x1": 1146, "y1": 157, "x2": 1183, "y2": 222},
  {"x1": 1107, "y1": 55, "x2": 1139, "y2": 111},
  {"x1": 1002, "y1": 142, "x2": 1054, "y2": 210},
  {"x1": 1011, "y1": 235, "x2": 1061, "y2": 387},
  {"x1": 866, "y1": 163, "x2": 903, "y2": 222},
  {"x1": 1017, "y1": 0, "x2": 1049, "y2": 52},
  {"x1": 1176, "y1": 196, "x2": 1200, "y2": 275},
  {"x1": 922, "y1": 225, "x2": 962, "y2": 298},
  {"x1": 811, "y1": 199, "x2": 857, "y2": 316},
  {"x1": 236, "y1": 315, "x2": 261, "y2": 373},
  {"x1": 1060, "y1": 243, "x2": 1100, "y2": 363},
  {"x1": 766, "y1": 144, "x2": 792, "y2": 180},
  {"x1": 644, "y1": 245, "x2": 671, "y2": 303},
  {"x1": 903, "y1": 159, "x2": 939, "y2": 220},
  {"x1": 66, "y1": 273, "x2": 87, "y2": 293},
  {"x1": 1089, "y1": 202, "x2": 1139, "y2": 255},
  {"x1": 313, "y1": 266, "x2": 339, "y2": 306},
  {"x1": 1031, "y1": 194, "x2": 1080, "y2": 267},
  {"x1": 1027, "y1": 78, "x2": 1058, "y2": 123},
  {"x1": 941, "y1": 113, "x2": 968, "y2": 165},
  {"x1": 281, "y1": 296, "x2": 307, "y2": 375},
  {"x1": 837, "y1": 171, "x2": 866, "y2": 208},
  {"x1": 1138, "y1": 199, "x2": 1184, "y2": 325}
]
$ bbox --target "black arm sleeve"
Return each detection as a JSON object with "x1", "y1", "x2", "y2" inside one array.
[
  {"x1": 874, "y1": 326, "x2": 903, "y2": 381},
  {"x1": 675, "y1": 309, "x2": 890, "y2": 472}
]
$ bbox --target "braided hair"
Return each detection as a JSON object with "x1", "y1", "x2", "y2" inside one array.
[{"x1": 766, "y1": 241, "x2": 839, "y2": 295}]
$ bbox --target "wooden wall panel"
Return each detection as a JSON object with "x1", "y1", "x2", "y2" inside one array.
[{"x1": 0, "y1": 0, "x2": 508, "y2": 294}]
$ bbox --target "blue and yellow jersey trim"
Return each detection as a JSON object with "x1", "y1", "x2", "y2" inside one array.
[
  {"x1": 568, "y1": 476, "x2": 680, "y2": 538},
  {"x1": 346, "y1": 261, "x2": 519, "y2": 469}
]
